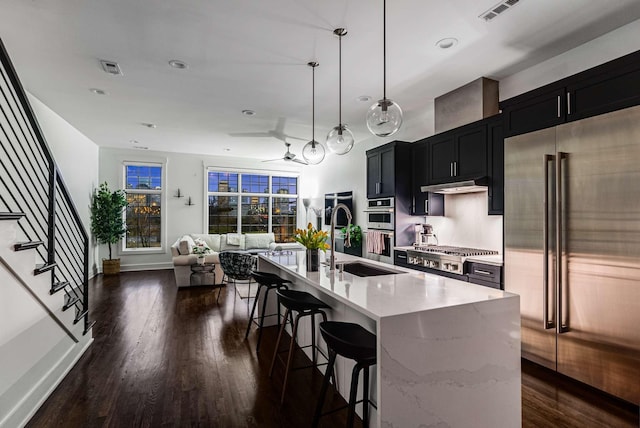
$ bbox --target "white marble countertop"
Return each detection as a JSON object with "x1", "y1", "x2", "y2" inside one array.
[{"x1": 258, "y1": 252, "x2": 515, "y2": 320}]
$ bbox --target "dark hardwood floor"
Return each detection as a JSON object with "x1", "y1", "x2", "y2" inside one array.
[{"x1": 27, "y1": 270, "x2": 639, "y2": 428}]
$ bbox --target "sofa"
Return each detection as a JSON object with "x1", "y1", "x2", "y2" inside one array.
[{"x1": 171, "y1": 232, "x2": 302, "y2": 287}]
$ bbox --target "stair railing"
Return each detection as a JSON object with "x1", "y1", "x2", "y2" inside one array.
[{"x1": 0, "y1": 38, "x2": 93, "y2": 334}]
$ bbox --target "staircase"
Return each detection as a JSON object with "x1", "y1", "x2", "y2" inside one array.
[{"x1": 0, "y1": 39, "x2": 94, "y2": 427}]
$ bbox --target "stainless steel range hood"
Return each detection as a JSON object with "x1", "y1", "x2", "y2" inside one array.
[{"x1": 421, "y1": 177, "x2": 488, "y2": 194}]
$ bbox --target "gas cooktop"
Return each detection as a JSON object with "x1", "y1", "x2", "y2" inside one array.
[
  {"x1": 407, "y1": 245, "x2": 498, "y2": 274},
  {"x1": 411, "y1": 245, "x2": 498, "y2": 257}
]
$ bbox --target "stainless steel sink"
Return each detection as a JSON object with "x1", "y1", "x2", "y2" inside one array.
[{"x1": 339, "y1": 261, "x2": 404, "y2": 277}]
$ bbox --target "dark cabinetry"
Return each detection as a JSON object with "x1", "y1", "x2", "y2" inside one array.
[
  {"x1": 411, "y1": 140, "x2": 444, "y2": 216},
  {"x1": 487, "y1": 117, "x2": 504, "y2": 215},
  {"x1": 466, "y1": 261, "x2": 502, "y2": 290},
  {"x1": 502, "y1": 49, "x2": 640, "y2": 137},
  {"x1": 394, "y1": 249, "x2": 410, "y2": 267},
  {"x1": 366, "y1": 141, "x2": 410, "y2": 199},
  {"x1": 429, "y1": 122, "x2": 487, "y2": 184}
]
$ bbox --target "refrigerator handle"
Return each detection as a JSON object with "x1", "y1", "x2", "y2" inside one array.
[
  {"x1": 543, "y1": 154, "x2": 555, "y2": 329},
  {"x1": 556, "y1": 152, "x2": 569, "y2": 334}
]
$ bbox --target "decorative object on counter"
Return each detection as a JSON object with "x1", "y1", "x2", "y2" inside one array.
[
  {"x1": 191, "y1": 238, "x2": 211, "y2": 265},
  {"x1": 340, "y1": 224, "x2": 363, "y2": 257},
  {"x1": 366, "y1": 0, "x2": 403, "y2": 137},
  {"x1": 185, "y1": 196, "x2": 195, "y2": 206},
  {"x1": 302, "y1": 61, "x2": 325, "y2": 165},
  {"x1": 174, "y1": 188, "x2": 183, "y2": 198},
  {"x1": 326, "y1": 28, "x2": 354, "y2": 156},
  {"x1": 90, "y1": 182, "x2": 128, "y2": 275},
  {"x1": 293, "y1": 223, "x2": 329, "y2": 272}
]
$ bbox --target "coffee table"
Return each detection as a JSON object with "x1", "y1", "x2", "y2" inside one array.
[{"x1": 190, "y1": 262, "x2": 223, "y2": 303}]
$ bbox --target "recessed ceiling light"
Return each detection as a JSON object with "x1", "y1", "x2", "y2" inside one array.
[
  {"x1": 89, "y1": 88, "x2": 107, "y2": 95},
  {"x1": 436, "y1": 38, "x2": 458, "y2": 49},
  {"x1": 141, "y1": 122, "x2": 157, "y2": 128},
  {"x1": 357, "y1": 95, "x2": 372, "y2": 102},
  {"x1": 242, "y1": 109, "x2": 256, "y2": 116},
  {"x1": 130, "y1": 139, "x2": 140, "y2": 144},
  {"x1": 224, "y1": 148, "x2": 231, "y2": 152},
  {"x1": 168, "y1": 60, "x2": 188, "y2": 69}
]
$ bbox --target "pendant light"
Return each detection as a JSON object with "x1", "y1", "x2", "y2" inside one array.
[
  {"x1": 302, "y1": 61, "x2": 325, "y2": 165},
  {"x1": 366, "y1": 0, "x2": 403, "y2": 137},
  {"x1": 326, "y1": 28, "x2": 354, "y2": 155}
]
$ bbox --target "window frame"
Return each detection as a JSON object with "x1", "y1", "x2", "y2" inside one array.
[
  {"x1": 121, "y1": 160, "x2": 167, "y2": 254},
  {"x1": 204, "y1": 167, "x2": 299, "y2": 240}
]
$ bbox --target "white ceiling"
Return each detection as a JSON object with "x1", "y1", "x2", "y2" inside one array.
[{"x1": 2, "y1": 0, "x2": 640, "y2": 161}]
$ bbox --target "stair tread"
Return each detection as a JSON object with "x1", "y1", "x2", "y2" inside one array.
[
  {"x1": 0, "y1": 212, "x2": 26, "y2": 221},
  {"x1": 34, "y1": 262, "x2": 57, "y2": 275},
  {"x1": 14, "y1": 241, "x2": 44, "y2": 251},
  {"x1": 50, "y1": 281, "x2": 69, "y2": 294},
  {"x1": 63, "y1": 296, "x2": 80, "y2": 310},
  {"x1": 83, "y1": 320, "x2": 96, "y2": 335},
  {"x1": 74, "y1": 309, "x2": 88, "y2": 324}
]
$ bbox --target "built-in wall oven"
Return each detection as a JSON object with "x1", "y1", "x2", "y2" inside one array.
[
  {"x1": 365, "y1": 197, "x2": 395, "y2": 264},
  {"x1": 365, "y1": 198, "x2": 394, "y2": 230}
]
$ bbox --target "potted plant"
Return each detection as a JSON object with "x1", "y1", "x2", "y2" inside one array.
[
  {"x1": 340, "y1": 224, "x2": 363, "y2": 257},
  {"x1": 293, "y1": 223, "x2": 329, "y2": 271},
  {"x1": 90, "y1": 182, "x2": 128, "y2": 275}
]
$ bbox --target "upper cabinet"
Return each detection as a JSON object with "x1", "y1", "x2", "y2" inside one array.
[
  {"x1": 487, "y1": 116, "x2": 504, "y2": 215},
  {"x1": 428, "y1": 122, "x2": 487, "y2": 185},
  {"x1": 411, "y1": 139, "x2": 444, "y2": 216},
  {"x1": 366, "y1": 141, "x2": 411, "y2": 199},
  {"x1": 501, "y1": 49, "x2": 640, "y2": 137}
]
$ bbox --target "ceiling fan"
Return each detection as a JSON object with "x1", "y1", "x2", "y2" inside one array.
[
  {"x1": 229, "y1": 117, "x2": 306, "y2": 143},
  {"x1": 262, "y1": 142, "x2": 308, "y2": 165}
]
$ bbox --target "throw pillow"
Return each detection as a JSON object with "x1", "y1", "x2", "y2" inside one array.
[
  {"x1": 178, "y1": 235, "x2": 196, "y2": 255},
  {"x1": 191, "y1": 238, "x2": 211, "y2": 255},
  {"x1": 245, "y1": 233, "x2": 275, "y2": 250}
]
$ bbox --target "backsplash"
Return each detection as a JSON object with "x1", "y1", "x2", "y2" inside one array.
[{"x1": 416, "y1": 191, "x2": 503, "y2": 252}]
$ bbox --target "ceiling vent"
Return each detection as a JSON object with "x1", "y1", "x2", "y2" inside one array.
[
  {"x1": 100, "y1": 60, "x2": 123, "y2": 75},
  {"x1": 479, "y1": 0, "x2": 520, "y2": 22}
]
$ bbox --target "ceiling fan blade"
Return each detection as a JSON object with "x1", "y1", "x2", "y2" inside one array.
[
  {"x1": 261, "y1": 158, "x2": 284, "y2": 163},
  {"x1": 292, "y1": 158, "x2": 308, "y2": 165}
]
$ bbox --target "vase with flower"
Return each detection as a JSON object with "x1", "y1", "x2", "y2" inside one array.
[
  {"x1": 293, "y1": 223, "x2": 329, "y2": 271},
  {"x1": 192, "y1": 239, "x2": 211, "y2": 265}
]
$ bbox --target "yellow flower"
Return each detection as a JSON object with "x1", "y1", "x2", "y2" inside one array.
[{"x1": 293, "y1": 224, "x2": 329, "y2": 250}]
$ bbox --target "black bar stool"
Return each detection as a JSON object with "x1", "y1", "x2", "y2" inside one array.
[
  {"x1": 312, "y1": 321, "x2": 377, "y2": 428},
  {"x1": 269, "y1": 289, "x2": 331, "y2": 404},
  {"x1": 245, "y1": 271, "x2": 292, "y2": 353}
]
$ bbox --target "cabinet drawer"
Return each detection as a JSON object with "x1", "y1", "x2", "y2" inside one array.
[
  {"x1": 466, "y1": 262, "x2": 502, "y2": 286},
  {"x1": 394, "y1": 250, "x2": 409, "y2": 266}
]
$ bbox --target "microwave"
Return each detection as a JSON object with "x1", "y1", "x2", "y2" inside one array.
[{"x1": 365, "y1": 198, "x2": 394, "y2": 230}]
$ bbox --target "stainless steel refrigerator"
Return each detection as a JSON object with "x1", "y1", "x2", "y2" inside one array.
[{"x1": 504, "y1": 105, "x2": 640, "y2": 405}]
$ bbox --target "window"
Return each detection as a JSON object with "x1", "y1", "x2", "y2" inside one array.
[
  {"x1": 123, "y1": 162, "x2": 164, "y2": 251},
  {"x1": 207, "y1": 170, "x2": 298, "y2": 242}
]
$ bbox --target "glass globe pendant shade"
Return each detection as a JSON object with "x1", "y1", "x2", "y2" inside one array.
[
  {"x1": 326, "y1": 124, "x2": 355, "y2": 155},
  {"x1": 366, "y1": 98, "x2": 403, "y2": 137},
  {"x1": 302, "y1": 140, "x2": 326, "y2": 165}
]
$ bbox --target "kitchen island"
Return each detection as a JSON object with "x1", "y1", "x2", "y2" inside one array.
[{"x1": 258, "y1": 252, "x2": 521, "y2": 427}]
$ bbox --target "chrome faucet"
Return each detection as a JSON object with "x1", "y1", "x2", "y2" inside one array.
[{"x1": 329, "y1": 203, "x2": 353, "y2": 271}]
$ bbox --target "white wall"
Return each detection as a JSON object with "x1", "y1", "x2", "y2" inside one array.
[
  {"x1": 27, "y1": 93, "x2": 100, "y2": 275},
  {"x1": 98, "y1": 148, "x2": 303, "y2": 271}
]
